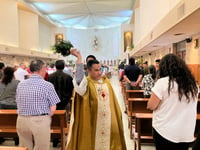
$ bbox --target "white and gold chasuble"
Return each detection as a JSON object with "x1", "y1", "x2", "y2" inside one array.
[
  {"x1": 66, "y1": 76, "x2": 126, "y2": 150},
  {"x1": 94, "y1": 82, "x2": 111, "y2": 150}
]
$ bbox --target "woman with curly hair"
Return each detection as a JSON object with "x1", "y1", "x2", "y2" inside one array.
[{"x1": 147, "y1": 54, "x2": 199, "y2": 150}]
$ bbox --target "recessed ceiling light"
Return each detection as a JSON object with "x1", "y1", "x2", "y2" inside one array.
[{"x1": 174, "y1": 33, "x2": 185, "y2": 36}]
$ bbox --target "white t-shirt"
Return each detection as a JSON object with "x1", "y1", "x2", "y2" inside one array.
[
  {"x1": 152, "y1": 76, "x2": 198, "y2": 143},
  {"x1": 14, "y1": 68, "x2": 28, "y2": 82}
]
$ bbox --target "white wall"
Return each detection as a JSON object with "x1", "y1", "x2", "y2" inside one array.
[
  {"x1": 134, "y1": 7, "x2": 140, "y2": 45},
  {"x1": 0, "y1": 1, "x2": 63, "y2": 63},
  {"x1": 39, "y1": 20, "x2": 53, "y2": 52},
  {"x1": 139, "y1": 44, "x2": 173, "y2": 65},
  {"x1": 66, "y1": 26, "x2": 121, "y2": 62},
  {"x1": 134, "y1": 0, "x2": 181, "y2": 45},
  {"x1": 0, "y1": 0, "x2": 19, "y2": 47},
  {"x1": 18, "y1": 9, "x2": 39, "y2": 50},
  {"x1": 186, "y1": 33, "x2": 200, "y2": 64}
]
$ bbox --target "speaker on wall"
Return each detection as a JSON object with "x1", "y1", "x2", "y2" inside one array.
[{"x1": 185, "y1": 38, "x2": 192, "y2": 43}]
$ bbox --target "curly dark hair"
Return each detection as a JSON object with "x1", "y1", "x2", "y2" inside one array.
[
  {"x1": 1, "y1": 67, "x2": 15, "y2": 85},
  {"x1": 159, "y1": 54, "x2": 198, "y2": 102}
]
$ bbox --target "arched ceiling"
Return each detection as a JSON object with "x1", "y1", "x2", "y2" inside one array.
[{"x1": 23, "y1": 0, "x2": 135, "y2": 29}]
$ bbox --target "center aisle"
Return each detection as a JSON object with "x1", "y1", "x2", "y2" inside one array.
[{"x1": 109, "y1": 73, "x2": 135, "y2": 149}]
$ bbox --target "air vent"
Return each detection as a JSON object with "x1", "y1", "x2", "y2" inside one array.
[
  {"x1": 174, "y1": 33, "x2": 185, "y2": 36},
  {"x1": 177, "y1": 3, "x2": 185, "y2": 19}
]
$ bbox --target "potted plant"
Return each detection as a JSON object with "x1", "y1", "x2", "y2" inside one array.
[{"x1": 52, "y1": 41, "x2": 73, "y2": 56}]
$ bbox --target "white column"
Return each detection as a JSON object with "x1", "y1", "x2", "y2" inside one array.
[{"x1": 0, "y1": 0, "x2": 19, "y2": 47}]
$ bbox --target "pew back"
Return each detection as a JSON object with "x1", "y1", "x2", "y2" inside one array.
[
  {"x1": 134, "y1": 113, "x2": 200, "y2": 150},
  {"x1": 0, "y1": 110, "x2": 68, "y2": 150},
  {"x1": 128, "y1": 98, "x2": 152, "y2": 115},
  {"x1": 0, "y1": 146, "x2": 27, "y2": 150},
  {"x1": 126, "y1": 90, "x2": 144, "y2": 99},
  {"x1": 127, "y1": 98, "x2": 151, "y2": 139}
]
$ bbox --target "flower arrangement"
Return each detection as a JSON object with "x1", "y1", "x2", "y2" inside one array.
[{"x1": 52, "y1": 41, "x2": 73, "y2": 56}]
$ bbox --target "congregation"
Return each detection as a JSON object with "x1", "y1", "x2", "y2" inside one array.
[{"x1": 0, "y1": 50, "x2": 200, "y2": 150}]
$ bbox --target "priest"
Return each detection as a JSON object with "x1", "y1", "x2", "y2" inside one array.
[{"x1": 66, "y1": 49, "x2": 126, "y2": 150}]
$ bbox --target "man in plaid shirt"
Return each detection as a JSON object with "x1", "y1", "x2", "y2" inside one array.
[{"x1": 16, "y1": 59, "x2": 60, "y2": 150}]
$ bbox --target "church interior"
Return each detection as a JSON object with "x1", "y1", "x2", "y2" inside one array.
[{"x1": 0, "y1": 0, "x2": 200, "y2": 150}]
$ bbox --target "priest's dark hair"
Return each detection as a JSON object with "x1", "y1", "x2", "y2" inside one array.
[
  {"x1": 87, "y1": 59, "x2": 100, "y2": 70},
  {"x1": 86, "y1": 55, "x2": 96, "y2": 62},
  {"x1": 159, "y1": 54, "x2": 198, "y2": 102}
]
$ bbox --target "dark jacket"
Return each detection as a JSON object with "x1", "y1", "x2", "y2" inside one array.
[{"x1": 48, "y1": 70, "x2": 74, "y2": 110}]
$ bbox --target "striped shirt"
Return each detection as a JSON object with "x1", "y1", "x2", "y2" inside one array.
[{"x1": 16, "y1": 75, "x2": 60, "y2": 116}]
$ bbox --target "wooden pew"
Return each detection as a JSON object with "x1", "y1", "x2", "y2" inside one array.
[
  {"x1": 128, "y1": 98, "x2": 151, "y2": 115},
  {"x1": 134, "y1": 113, "x2": 200, "y2": 150},
  {"x1": 125, "y1": 90, "x2": 144, "y2": 128},
  {"x1": 51, "y1": 110, "x2": 68, "y2": 150},
  {"x1": 127, "y1": 98, "x2": 152, "y2": 139},
  {"x1": 0, "y1": 110, "x2": 68, "y2": 150},
  {"x1": 125, "y1": 90, "x2": 144, "y2": 114},
  {"x1": 125, "y1": 89, "x2": 144, "y2": 133},
  {"x1": 134, "y1": 113, "x2": 153, "y2": 150},
  {"x1": 126, "y1": 90, "x2": 144, "y2": 100},
  {"x1": 0, "y1": 146, "x2": 27, "y2": 150}
]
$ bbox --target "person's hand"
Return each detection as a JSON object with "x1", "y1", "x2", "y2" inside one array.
[
  {"x1": 50, "y1": 112, "x2": 54, "y2": 117},
  {"x1": 131, "y1": 82, "x2": 137, "y2": 87},
  {"x1": 70, "y1": 48, "x2": 82, "y2": 63},
  {"x1": 70, "y1": 48, "x2": 81, "y2": 58}
]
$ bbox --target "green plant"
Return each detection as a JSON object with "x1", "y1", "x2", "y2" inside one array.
[
  {"x1": 130, "y1": 44, "x2": 134, "y2": 49},
  {"x1": 52, "y1": 41, "x2": 73, "y2": 56}
]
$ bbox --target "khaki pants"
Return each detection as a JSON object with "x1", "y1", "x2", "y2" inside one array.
[{"x1": 16, "y1": 115, "x2": 51, "y2": 150}]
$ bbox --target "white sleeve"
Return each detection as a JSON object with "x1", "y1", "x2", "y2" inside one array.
[
  {"x1": 151, "y1": 78, "x2": 167, "y2": 100},
  {"x1": 73, "y1": 76, "x2": 88, "y2": 96}
]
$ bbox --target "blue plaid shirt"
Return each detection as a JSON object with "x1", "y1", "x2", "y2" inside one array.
[{"x1": 16, "y1": 75, "x2": 60, "y2": 116}]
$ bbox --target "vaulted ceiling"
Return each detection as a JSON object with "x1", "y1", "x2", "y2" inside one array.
[{"x1": 23, "y1": 0, "x2": 135, "y2": 29}]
